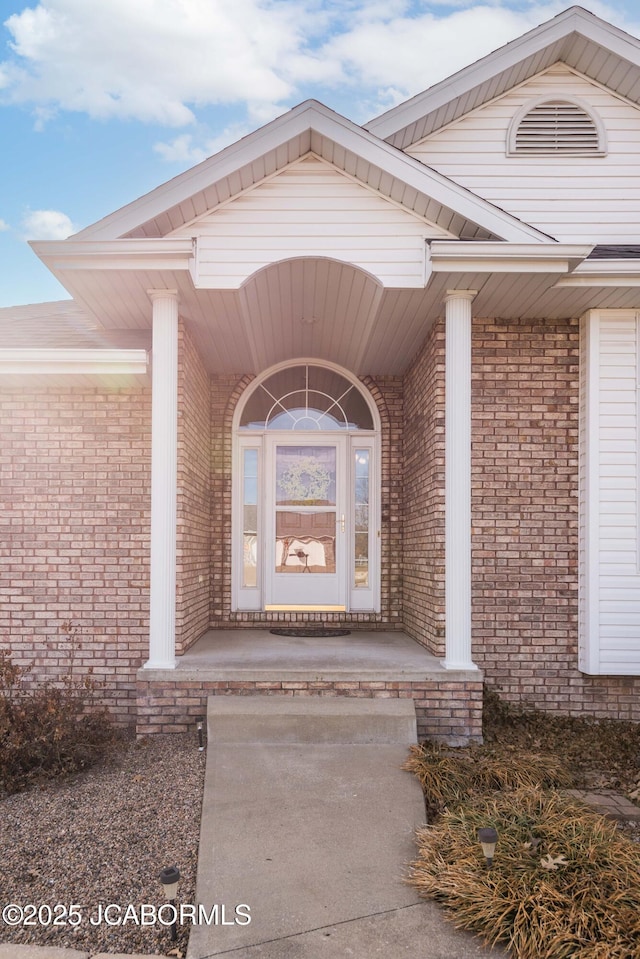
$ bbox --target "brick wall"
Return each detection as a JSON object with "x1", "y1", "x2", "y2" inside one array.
[
  {"x1": 403, "y1": 319, "x2": 446, "y2": 655},
  {"x1": 208, "y1": 373, "x2": 404, "y2": 628},
  {"x1": 365, "y1": 376, "x2": 404, "y2": 628},
  {"x1": 471, "y1": 317, "x2": 640, "y2": 721},
  {"x1": 210, "y1": 373, "x2": 245, "y2": 621},
  {"x1": 175, "y1": 323, "x2": 211, "y2": 654},
  {"x1": 0, "y1": 385, "x2": 151, "y2": 723}
]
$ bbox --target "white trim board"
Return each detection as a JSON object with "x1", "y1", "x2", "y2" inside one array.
[
  {"x1": 0, "y1": 348, "x2": 148, "y2": 375},
  {"x1": 580, "y1": 309, "x2": 640, "y2": 675}
]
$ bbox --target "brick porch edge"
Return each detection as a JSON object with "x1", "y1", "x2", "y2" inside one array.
[{"x1": 136, "y1": 678, "x2": 484, "y2": 743}]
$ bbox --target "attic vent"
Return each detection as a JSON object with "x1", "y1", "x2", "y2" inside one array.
[{"x1": 511, "y1": 100, "x2": 603, "y2": 155}]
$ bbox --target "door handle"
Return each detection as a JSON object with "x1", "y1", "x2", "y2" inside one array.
[{"x1": 340, "y1": 514, "x2": 345, "y2": 533}]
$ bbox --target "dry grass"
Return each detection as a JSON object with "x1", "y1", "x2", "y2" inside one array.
[
  {"x1": 409, "y1": 787, "x2": 640, "y2": 959},
  {"x1": 403, "y1": 742, "x2": 572, "y2": 819},
  {"x1": 405, "y1": 690, "x2": 640, "y2": 957}
]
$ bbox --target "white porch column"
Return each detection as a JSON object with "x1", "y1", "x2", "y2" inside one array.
[
  {"x1": 145, "y1": 289, "x2": 179, "y2": 669},
  {"x1": 443, "y1": 290, "x2": 477, "y2": 670}
]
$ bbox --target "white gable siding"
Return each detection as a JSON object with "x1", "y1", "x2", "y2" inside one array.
[
  {"x1": 408, "y1": 67, "x2": 640, "y2": 243},
  {"x1": 580, "y1": 311, "x2": 640, "y2": 675},
  {"x1": 174, "y1": 155, "x2": 452, "y2": 290}
]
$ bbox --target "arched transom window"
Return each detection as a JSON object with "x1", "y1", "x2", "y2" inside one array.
[{"x1": 239, "y1": 364, "x2": 374, "y2": 431}]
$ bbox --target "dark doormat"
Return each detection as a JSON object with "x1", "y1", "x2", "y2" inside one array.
[{"x1": 270, "y1": 627, "x2": 351, "y2": 637}]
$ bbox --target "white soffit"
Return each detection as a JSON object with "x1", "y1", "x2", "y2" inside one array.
[
  {"x1": 67, "y1": 101, "x2": 550, "y2": 245},
  {"x1": 367, "y1": 6, "x2": 640, "y2": 149}
]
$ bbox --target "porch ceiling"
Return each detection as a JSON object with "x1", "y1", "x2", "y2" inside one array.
[{"x1": 38, "y1": 255, "x2": 640, "y2": 375}]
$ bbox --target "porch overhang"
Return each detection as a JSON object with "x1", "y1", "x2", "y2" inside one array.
[{"x1": 29, "y1": 238, "x2": 619, "y2": 376}]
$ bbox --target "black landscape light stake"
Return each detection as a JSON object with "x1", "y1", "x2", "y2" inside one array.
[
  {"x1": 477, "y1": 827, "x2": 499, "y2": 870},
  {"x1": 196, "y1": 715, "x2": 205, "y2": 751},
  {"x1": 159, "y1": 864, "x2": 181, "y2": 942}
]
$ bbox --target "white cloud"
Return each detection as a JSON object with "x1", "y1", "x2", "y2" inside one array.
[
  {"x1": 0, "y1": 219, "x2": 10, "y2": 232},
  {"x1": 1, "y1": 0, "x2": 639, "y2": 131},
  {"x1": 153, "y1": 118, "x2": 254, "y2": 162},
  {"x1": 21, "y1": 209, "x2": 77, "y2": 240},
  {"x1": 317, "y1": 3, "x2": 569, "y2": 106},
  {"x1": 316, "y1": 1, "x2": 640, "y2": 119},
  {"x1": 1, "y1": 0, "x2": 327, "y2": 125},
  {"x1": 153, "y1": 134, "x2": 208, "y2": 165}
]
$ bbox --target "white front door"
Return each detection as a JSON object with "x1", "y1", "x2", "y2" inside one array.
[{"x1": 265, "y1": 436, "x2": 347, "y2": 610}]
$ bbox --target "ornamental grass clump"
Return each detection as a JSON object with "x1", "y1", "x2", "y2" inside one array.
[
  {"x1": 408, "y1": 786, "x2": 640, "y2": 959},
  {"x1": 403, "y1": 741, "x2": 572, "y2": 818}
]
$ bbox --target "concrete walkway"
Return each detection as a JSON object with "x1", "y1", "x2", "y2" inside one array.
[{"x1": 187, "y1": 697, "x2": 505, "y2": 959}]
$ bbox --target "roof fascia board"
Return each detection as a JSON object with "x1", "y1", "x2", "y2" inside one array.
[
  {"x1": 570, "y1": 258, "x2": 640, "y2": 274},
  {"x1": 70, "y1": 101, "x2": 549, "y2": 245},
  {"x1": 0, "y1": 348, "x2": 148, "y2": 375},
  {"x1": 30, "y1": 238, "x2": 194, "y2": 272},
  {"x1": 430, "y1": 241, "x2": 593, "y2": 272},
  {"x1": 555, "y1": 259, "x2": 640, "y2": 286},
  {"x1": 366, "y1": 7, "x2": 640, "y2": 141}
]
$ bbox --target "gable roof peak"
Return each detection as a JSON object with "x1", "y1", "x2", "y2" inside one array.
[
  {"x1": 69, "y1": 89, "x2": 550, "y2": 244},
  {"x1": 366, "y1": 4, "x2": 640, "y2": 149}
]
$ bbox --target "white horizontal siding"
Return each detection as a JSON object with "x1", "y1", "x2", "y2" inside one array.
[
  {"x1": 580, "y1": 311, "x2": 640, "y2": 675},
  {"x1": 409, "y1": 67, "x2": 640, "y2": 243},
  {"x1": 176, "y1": 155, "x2": 450, "y2": 289}
]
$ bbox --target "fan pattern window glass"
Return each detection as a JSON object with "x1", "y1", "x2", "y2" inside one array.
[{"x1": 239, "y1": 365, "x2": 374, "y2": 431}]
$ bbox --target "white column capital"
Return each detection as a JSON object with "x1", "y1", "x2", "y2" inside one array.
[
  {"x1": 147, "y1": 288, "x2": 179, "y2": 304},
  {"x1": 444, "y1": 289, "x2": 477, "y2": 304}
]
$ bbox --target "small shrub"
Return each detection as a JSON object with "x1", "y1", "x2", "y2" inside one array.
[
  {"x1": 408, "y1": 787, "x2": 640, "y2": 959},
  {"x1": 0, "y1": 631, "x2": 118, "y2": 794}
]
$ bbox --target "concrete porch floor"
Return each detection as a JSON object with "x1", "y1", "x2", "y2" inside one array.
[
  {"x1": 136, "y1": 630, "x2": 484, "y2": 741},
  {"x1": 164, "y1": 628, "x2": 481, "y2": 683}
]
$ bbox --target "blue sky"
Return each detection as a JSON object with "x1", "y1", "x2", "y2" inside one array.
[{"x1": 1, "y1": 0, "x2": 640, "y2": 307}]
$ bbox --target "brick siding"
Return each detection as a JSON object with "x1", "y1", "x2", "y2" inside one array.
[
  {"x1": 403, "y1": 319, "x2": 446, "y2": 656},
  {"x1": 4, "y1": 315, "x2": 639, "y2": 734},
  {"x1": 471, "y1": 317, "x2": 640, "y2": 721},
  {"x1": 176, "y1": 323, "x2": 211, "y2": 654},
  {"x1": 0, "y1": 385, "x2": 151, "y2": 723}
]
